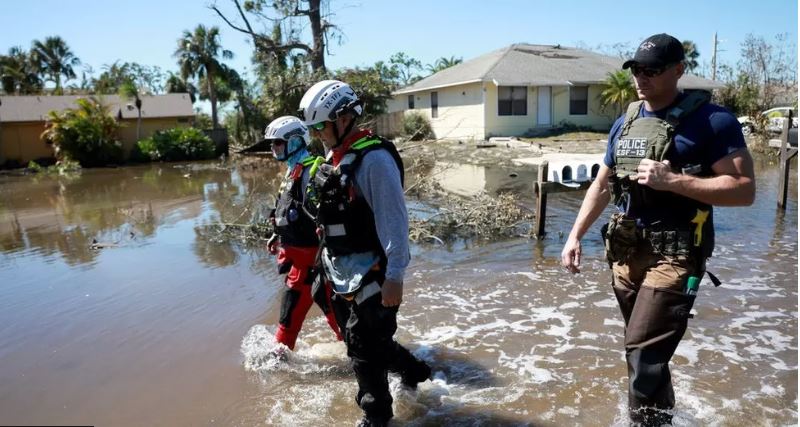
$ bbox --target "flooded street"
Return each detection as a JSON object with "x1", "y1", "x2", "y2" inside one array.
[{"x1": 0, "y1": 157, "x2": 796, "y2": 426}]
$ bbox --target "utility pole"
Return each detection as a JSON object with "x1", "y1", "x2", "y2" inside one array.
[{"x1": 711, "y1": 32, "x2": 718, "y2": 81}]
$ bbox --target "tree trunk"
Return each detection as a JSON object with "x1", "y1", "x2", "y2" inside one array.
[
  {"x1": 136, "y1": 109, "x2": 142, "y2": 141},
  {"x1": 136, "y1": 98, "x2": 143, "y2": 141},
  {"x1": 208, "y1": 71, "x2": 219, "y2": 129},
  {"x1": 308, "y1": 0, "x2": 325, "y2": 72}
]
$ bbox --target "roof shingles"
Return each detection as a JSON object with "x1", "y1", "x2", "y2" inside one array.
[
  {"x1": 394, "y1": 43, "x2": 723, "y2": 94},
  {"x1": 0, "y1": 93, "x2": 195, "y2": 123}
]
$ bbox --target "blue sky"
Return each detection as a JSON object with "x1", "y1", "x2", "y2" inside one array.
[{"x1": 2, "y1": 0, "x2": 797, "y2": 84}]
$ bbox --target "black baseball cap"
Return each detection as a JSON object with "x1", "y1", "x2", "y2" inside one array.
[{"x1": 622, "y1": 33, "x2": 685, "y2": 69}]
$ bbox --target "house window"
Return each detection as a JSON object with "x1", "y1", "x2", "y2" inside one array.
[
  {"x1": 431, "y1": 92, "x2": 438, "y2": 118},
  {"x1": 498, "y1": 86, "x2": 527, "y2": 116},
  {"x1": 570, "y1": 86, "x2": 588, "y2": 115},
  {"x1": 408, "y1": 95, "x2": 415, "y2": 110}
]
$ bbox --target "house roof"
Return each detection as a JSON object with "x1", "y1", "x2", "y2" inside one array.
[
  {"x1": 0, "y1": 93, "x2": 195, "y2": 123},
  {"x1": 393, "y1": 43, "x2": 724, "y2": 94}
]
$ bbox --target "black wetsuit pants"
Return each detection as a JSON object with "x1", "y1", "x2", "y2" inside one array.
[{"x1": 331, "y1": 291, "x2": 430, "y2": 423}]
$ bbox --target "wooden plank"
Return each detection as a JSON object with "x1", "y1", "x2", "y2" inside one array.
[
  {"x1": 535, "y1": 160, "x2": 549, "y2": 238},
  {"x1": 538, "y1": 181, "x2": 592, "y2": 194},
  {"x1": 778, "y1": 111, "x2": 792, "y2": 209}
]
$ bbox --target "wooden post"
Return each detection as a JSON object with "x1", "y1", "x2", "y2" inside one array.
[
  {"x1": 535, "y1": 160, "x2": 549, "y2": 238},
  {"x1": 777, "y1": 110, "x2": 797, "y2": 210}
]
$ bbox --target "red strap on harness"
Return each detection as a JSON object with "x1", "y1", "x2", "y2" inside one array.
[
  {"x1": 331, "y1": 129, "x2": 372, "y2": 166},
  {"x1": 289, "y1": 163, "x2": 304, "y2": 180}
]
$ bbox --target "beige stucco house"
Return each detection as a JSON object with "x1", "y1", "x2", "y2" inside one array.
[
  {"x1": 0, "y1": 93, "x2": 194, "y2": 166},
  {"x1": 388, "y1": 43, "x2": 724, "y2": 141}
]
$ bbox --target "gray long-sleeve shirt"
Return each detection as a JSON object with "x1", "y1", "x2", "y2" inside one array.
[{"x1": 353, "y1": 149, "x2": 410, "y2": 282}]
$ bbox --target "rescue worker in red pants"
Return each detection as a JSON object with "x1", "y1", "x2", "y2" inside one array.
[
  {"x1": 299, "y1": 80, "x2": 431, "y2": 427},
  {"x1": 263, "y1": 116, "x2": 342, "y2": 351},
  {"x1": 561, "y1": 34, "x2": 755, "y2": 426}
]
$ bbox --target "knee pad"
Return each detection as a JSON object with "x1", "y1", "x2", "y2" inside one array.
[{"x1": 279, "y1": 288, "x2": 302, "y2": 327}]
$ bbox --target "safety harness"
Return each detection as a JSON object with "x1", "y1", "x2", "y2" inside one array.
[
  {"x1": 305, "y1": 135, "x2": 405, "y2": 298},
  {"x1": 308, "y1": 135, "x2": 404, "y2": 257},
  {"x1": 271, "y1": 156, "x2": 319, "y2": 248}
]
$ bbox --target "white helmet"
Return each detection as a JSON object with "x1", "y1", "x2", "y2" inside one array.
[
  {"x1": 264, "y1": 115, "x2": 309, "y2": 143},
  {"x1": 264, "y1": 116, "x2": 309, "y2": 161},
  {"x1": 298, "y1": 80, "x2": 363, "y2": 127}
]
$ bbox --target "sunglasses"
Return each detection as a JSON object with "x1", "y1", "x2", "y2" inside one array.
[
  {"x1": 630, "y1": 64, "x2": 674, "y2": 78},
  {"x1": 309, "y1": 122, "x2": 327, "y2": 132},
  {"x1": 270, "y1": 139, "x2": 287, "y2": 147}
]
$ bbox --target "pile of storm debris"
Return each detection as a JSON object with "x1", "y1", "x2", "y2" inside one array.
[
  {"x1": 402, "y1": 149, "x2": 534, "y2": 244},
  {"x1": 198, "y1": 146, "x2": 536, "y2": 246}
]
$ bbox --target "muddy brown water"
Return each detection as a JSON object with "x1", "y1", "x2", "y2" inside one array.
[{"x1": 0, "y1": 158, "x2": 795, "y2": 426}]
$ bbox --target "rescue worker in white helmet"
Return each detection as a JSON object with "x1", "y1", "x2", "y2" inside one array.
[
  {"x1": 561, "y1": 33, "x2": 755, "y2": 426},
  {"x1": 298, "y1": 80, "x2": 430, "y2": 427},
  {"x1": 264, "y1": 116, "x2": 342, "y2": 351}
]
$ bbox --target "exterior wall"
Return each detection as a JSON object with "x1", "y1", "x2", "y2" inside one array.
[
  {"x1": 117, "y1": 117, "x2": 190, "y2": 155},
  {"x1": 0, "y1": 117, "x2": 191, "y2": 166},
  {"x1": 388, "y1": 82, "x2": 616, "y2": 141},
  {"x1": 390, "y1": 82, "x2": 485, "y2": 140},
  {"x1": 551, "y1": 84, "x2": 616, "y2": 130},
  {"x1": 484, "y1": 83, "x2": 540, "y2": 138},
  {"x1": 0, "y1": 122, "x2": 52, "y2": 165}
]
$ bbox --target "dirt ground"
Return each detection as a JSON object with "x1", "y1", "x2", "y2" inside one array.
[{"x1": 396, "y1": 132, "x2": 609, "y2": 167}]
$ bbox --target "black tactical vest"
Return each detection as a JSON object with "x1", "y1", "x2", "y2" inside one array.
[
  {"x1": 309, "y1": 136, "x2": 404, "y2": 257},
  {"x1": 273, "y1": 156, "x2": 319, "y2": 247},
  {"x1": 610, "y1": 92, "x2": 715, "y2": 258}
]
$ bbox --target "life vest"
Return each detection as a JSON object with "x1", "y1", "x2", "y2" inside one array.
[
  {"x1": 610, "y1": 91, "x2": 715, "y2": 259},
  {"x1": 273, "y1": 156, "x2": 319, "y2": 247},
  {"x1": 308, "y1": 136, "x2": 404, "y2": 257}
]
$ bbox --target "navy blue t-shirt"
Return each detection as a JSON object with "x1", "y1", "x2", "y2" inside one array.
[{"x1": 604, "y1": 94, "x2": 746, "y2": 222}]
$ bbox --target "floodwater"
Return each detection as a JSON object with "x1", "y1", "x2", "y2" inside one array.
[{"x1": 0, "y1": 157, "x2": 796, "y2": 426}]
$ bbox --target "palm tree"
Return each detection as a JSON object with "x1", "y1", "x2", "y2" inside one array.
[
  {"x1": 0, "y1": 46, "x2": 43, "y2": 94},
  {"x1": 165, "y1": 71, "x2": 197, "y2": 103},
  {"x1": 600, "y1": 70, "x2": 637, "y2": 117},
  {"x1": 119, "y1": 79, "x2": 143, "y2": 141},
  {"x1": 31, "y1": 36, "x2": 80, "y2": 94},
  {"x1": 682, "y1": 40, "x2": 700, "y2": 74},
  {"x1": 174, "y1": 25, "x2": 233, "y2": 129},
  {"x1": 426, "y1": 56, "x2": 463, "y2": 74},
  {"x1": 93, "y1": 61, "x2": 133, "y2": 94}
]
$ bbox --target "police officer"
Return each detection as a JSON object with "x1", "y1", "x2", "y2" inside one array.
[
  {"x1": 560, "y1": 34, "x2": 755, "y2": 426},
  {"x1": 264, "y1": 116, "x2": 342, "y2": 351},
  {"x1": 298, "y1": 80, "x2": 431, "y2": 427}
]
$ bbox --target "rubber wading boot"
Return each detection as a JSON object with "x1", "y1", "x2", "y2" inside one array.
[
  {"x1": 624, "y1": 286, "x2": 695, "y2": 427},
  {"x1": 400, "y1": 359, "x2": 432, "y2": 390},
  {"x1": 356, "y1": 415, "x2": 389, "y2": 427},
  {"x1": 357, "y1": 393, "x2": 390, "y2": 427}
]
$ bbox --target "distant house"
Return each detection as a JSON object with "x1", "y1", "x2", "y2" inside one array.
[
  {"x1": 387, "y1": 43, "x2": 724, "y2": 141},
  {"x1": 0, "y1": 93, "x2": 195, "y2": 166}
]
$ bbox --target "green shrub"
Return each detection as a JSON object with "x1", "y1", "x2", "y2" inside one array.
[
  {"x1": 27, "y1": 159, "x2": 81, "y2": 175},
  {"x1": 133, "y1": 127, "x2": 216, "y2": 162},
  {"x1": 401, "y1": 111, "x2": 435, "y2": 141},
  {"x1": 26, "y1": 160, "x2": 44, "y2": 172},
  {"x1": 41, "y1": 97, "x2": 124, "y2": 167}
]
